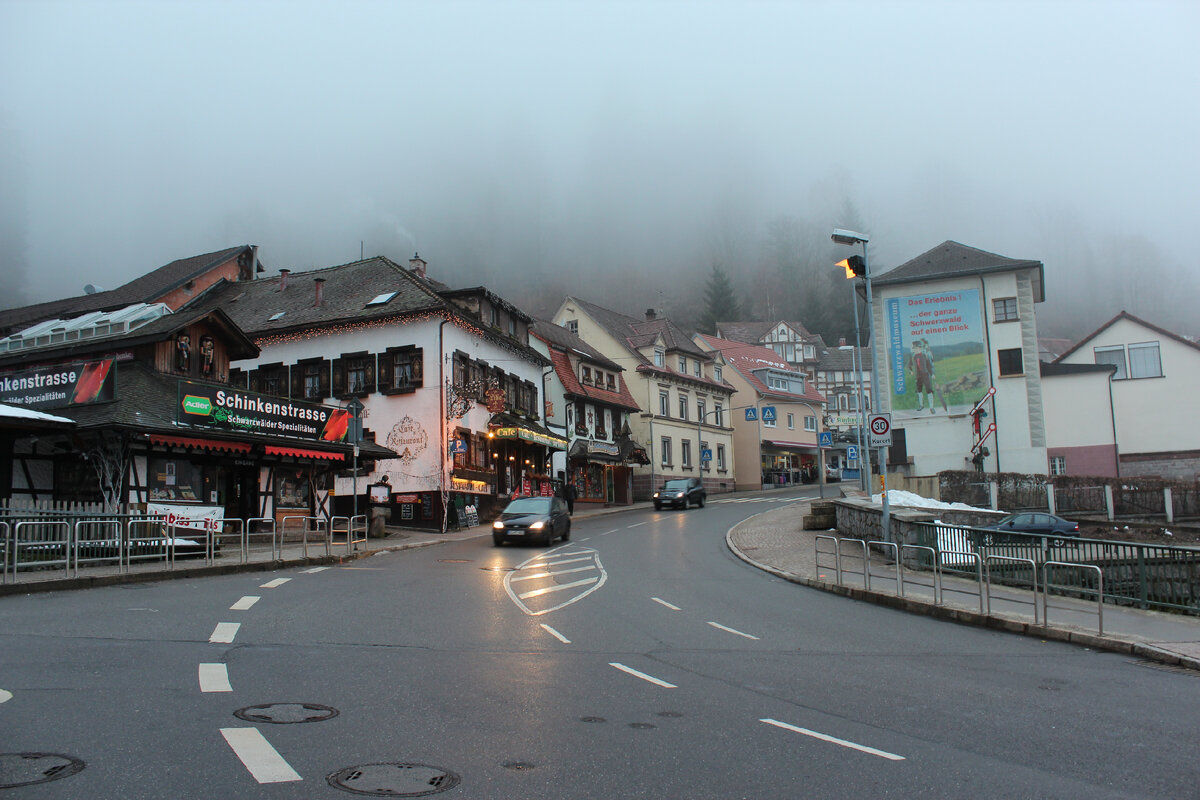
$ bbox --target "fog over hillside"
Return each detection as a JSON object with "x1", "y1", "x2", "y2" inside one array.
[{"x1": 2, "y1": 1, "x2": 1196, "y2": 344}]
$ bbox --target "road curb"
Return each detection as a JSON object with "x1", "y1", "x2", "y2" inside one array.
[{"x1": 725, "y1": 521, "x2": 1200, "y2": 673}]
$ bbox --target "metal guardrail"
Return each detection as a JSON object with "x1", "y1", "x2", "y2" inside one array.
[
  {"x1": 815, "y1": 535, "x2": 841, "y2": 584},
  {"x1": 839, "y1": 538, "x2": 870, "y2": 589},
  {"x1": 900, "y1": 544, "x2": 940, "y2": 604},
  {"x1": 985, "y1": 555, "x2": 1038, "y2": 623}
]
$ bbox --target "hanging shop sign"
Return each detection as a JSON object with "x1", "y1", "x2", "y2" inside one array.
[
  {"x1": 177, "y1": 381, "x2": 348, "y2": 441},
  {"x1": 0, "y1": 358, "x2": 116, "y2": 409},
  {"x1": 486, "y1": 387, "x2": 507, "y2": 413},
  {"x1": 587, "y1": 441, "x2": 620, "y2": 456}
]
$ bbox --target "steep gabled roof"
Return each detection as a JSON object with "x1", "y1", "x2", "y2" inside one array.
[
  {"x1": 817, "y1": 345, "x2": 873, "y2": 372},
  {"x1": 714, "y1": 320, "x2": 817, "y2": 345},
  {"x1": 531, "y1": 318, "x2": 623, "y2": 371},
  {"x1": 0, "y1": 246, "x2": 257, "y2": 336},
  {"x1": 1054, "y1": 310, "x2": 1200, "y2": 362},
  {"x1": 696, "y1": 333, "x2": 826, "y2": 404},
  {"x1": 873, "y1": 240, "x2": 1045, "y2": 301}
]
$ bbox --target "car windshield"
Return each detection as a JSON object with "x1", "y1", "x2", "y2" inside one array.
[
  {"x1": 663, "y1": 480, "x2": 690, "y2": 490},
  {"x1": 504, "y1": 498, "x2": 551, "y2": 514}
]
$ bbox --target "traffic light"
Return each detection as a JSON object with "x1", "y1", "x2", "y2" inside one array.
[{"x1": 837, "y1": 255, "x2": 866, "y2": 279}]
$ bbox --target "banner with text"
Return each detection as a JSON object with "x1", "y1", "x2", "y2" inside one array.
[
  {"x1": 886, "y1": 289, "x2": 987, "y2": 420},
  {"x1": 0, "y1": 358, "x2": 115, "y2": 409},
  {"x1": 177, "y1": 381, "x2": 350, "y2": 442}
]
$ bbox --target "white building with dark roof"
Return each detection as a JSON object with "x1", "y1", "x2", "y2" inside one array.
[{"x1": 869, "y1": 241, "x2": 1048, "y2": 475}]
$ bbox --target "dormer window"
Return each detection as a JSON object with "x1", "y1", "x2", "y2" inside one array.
[
  {"x1": 566, "y1": 320, "x2": 578, "y2": 335},
  {"x1": 654, "y1": 349, "x2": 665, "y2": 367},
  {"x1": 582, "y1": 366, "x2": 592, "y2": 385},
  {"x1": 693, "y1": 361, "x2": 701, "y2": 378},
  {"x1": 678, "y1": 356, "x2": 687, "y2": 372},
  {"x1": 606, "y1": 373, "x2": 615, "y2": 391},
  {"x1": 714, "y1": 366, "x2": 722, "y2": 382}
]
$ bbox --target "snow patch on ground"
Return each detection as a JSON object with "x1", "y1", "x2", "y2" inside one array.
[{"x1": 870, "y1": 489, "x2": 996, "y2": 513}]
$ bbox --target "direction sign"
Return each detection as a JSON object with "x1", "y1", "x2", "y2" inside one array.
[
  {"x1": 761, "y1": 406, "x2": 776, "y2": 422},
  {"x1": 745, "y1": 408, "x2": 758, "y2": 421},
  {"x1": 868, "y1": 413, "x2": 892, "y2": 447},
  {"x1": 847, "y1": 444, "x2": 859, "y2": 462},
  {"x1": 818, "y1": 431, "x2": 833, "y2": 449}
]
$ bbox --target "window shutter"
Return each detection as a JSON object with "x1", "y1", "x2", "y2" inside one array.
[
  {"x1": 378, "y1": 351, "x2": 393, "y2": 391},
  {"x1": 332, "y1": 357, "x2": 346, "y2": 397},
  {"x1": 290, "y1": 365, "x2": 302, "y2": 398},
  {"x1": 365, "y1": 355, "x2": 376, "y2": 394},
  {"x1": 248, "y1": 368, "x2": 260, "y2": 393},
  {"x1": 318, "y1": 360, "x2": 331, "y2": 398}
]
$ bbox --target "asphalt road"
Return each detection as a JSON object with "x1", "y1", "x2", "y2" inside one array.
[{"x1": 2, "y1": 490, "x2": 1198, "y2": 798}]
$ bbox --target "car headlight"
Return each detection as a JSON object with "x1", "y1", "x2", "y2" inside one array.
[
  {"x1": 530, "y1": 521, "x2": 544, "y2": 530},
  {"x1": 493, "y1": 521, "x2": 505, "y2": 530},
  {"x1": 653, "y1": 492, "x2": 660, "y2": 498},
  {"x1": 674, "y1": 492, "x2": 684, "y2": 498}
]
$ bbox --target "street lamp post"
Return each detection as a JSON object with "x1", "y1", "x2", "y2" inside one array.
[{"x1": 832, "y1": 229, "x2": 891, "y2": 542}]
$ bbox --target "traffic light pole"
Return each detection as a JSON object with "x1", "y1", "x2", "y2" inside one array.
[{"x1": 859, "y1": 246, "x2": 890, "y2": 543}]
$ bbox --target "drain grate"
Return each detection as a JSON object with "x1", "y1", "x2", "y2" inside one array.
[
  {"x1": 0, "y1": 753, "x2": 85, "y2": 789},
  {"x1": 328, "y1": 763, "x2": 460, "y2": 797},
  {"x1": 233, "y1": 702, "x2": 339, "y2": 724}
]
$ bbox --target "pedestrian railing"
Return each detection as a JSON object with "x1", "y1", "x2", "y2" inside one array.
[
  {"x1": 985, "y1": 555, "x2": 1039, "y2": 623},
  {"x1": 838, "y1": 538, "x2": 870, "y2": 589},
  {"x1": 866, "y1": 541, "x2": 900, "y2": 594},
  {"x1": 899, "y1": 544, "x2": 941, "y2": 604},
  {"x1": 245, "y1": 517, "x2": 277, "y2": 561},
  {"x1": 73, "y1": 519, "x2": 124, "y2": 576},
  {"x1": 940, "y1": 551, "x2": 985, "y2": 613},
  {"x1": 1044, "y1": 562, "x2": 1104, "y2": 635},
  {"x1": 814, "y1": 535, "x2": 841, "y2": 584}
]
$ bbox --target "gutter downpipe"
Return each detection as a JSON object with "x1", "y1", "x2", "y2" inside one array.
[{"x1": 439, "y1": 317, "x2": 450, "y2": 534}]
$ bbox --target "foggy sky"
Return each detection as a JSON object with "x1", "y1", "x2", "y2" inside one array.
[{"x1": 2, "y1": 0, "x2": 1197, "y2": 337}]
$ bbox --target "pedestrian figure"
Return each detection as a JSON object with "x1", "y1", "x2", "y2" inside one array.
[{"x1": 565, "y1": 483, "x2": 577, "y2": 514}]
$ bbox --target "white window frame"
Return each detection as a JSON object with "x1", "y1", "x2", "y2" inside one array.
[
  {"x1": 678, "y1": 393, "x2": 689, "y2": 420},
  {"x1": 659, "y1": 390, "x2": 670, "y2": 417},
  {"x1": 717, "y1": 444, "x2": 726, "y2": 471},
  {"x1": 660, "y1": 436, "x2": 671, "y2": 467},
  {"x1": 805, "y1": 415, "x2": 817, "y2": 432},
  {"x1": 681, "y1": 439, "x2": 692, "y2": 468},
  {"x1": 787, "y1": 413, "x2": 795, "y2": 429},
  {"x1": 1094, "y1": 345, "x2": 1127, "y2": 380},
  {"x1": 714, "y1": 366, "x2": 722, "y2": 382},
  {"x1": 654, "y1": 349, "x2": 665, "y2": 367},
  {"x1": 1050, "y1": 456, "x2": 1066, "y2": 475},
  {"x1": 1127, "y1": 341, "x2": 1163, "y2": 379}
]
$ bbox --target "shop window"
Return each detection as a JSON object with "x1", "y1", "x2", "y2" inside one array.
[
  {"x1": 997, "y1": 348, "x2": 1024, "y2": 377},
  {"x1": 993, "y1": 297, "x2": 1019, "y2": 322},
  {"x1": 54, "y1": 457, "x2": 104, "y2": 503},
  {"x1": 148, "y1": 457, "x2": 205, "y2": 503},
  {"x1": 275, "y1": 470, "x2": 311, "y2": 509}
]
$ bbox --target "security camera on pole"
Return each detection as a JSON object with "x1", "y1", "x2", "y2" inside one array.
[{"x1": 832, "y1": 229, "x2": 891, "y2": 542}]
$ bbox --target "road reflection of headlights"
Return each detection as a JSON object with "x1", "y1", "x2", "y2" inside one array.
[
  {"x1": 492, "y1": 521, "x2": 505, "y2": 530},
  {"x1": 530, "y1": 521, "x2": 545, "y2": 530}
]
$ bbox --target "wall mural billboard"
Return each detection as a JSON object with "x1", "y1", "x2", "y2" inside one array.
[{"x1": 886, "y1": 289, "x2": 988, "y2": 419}]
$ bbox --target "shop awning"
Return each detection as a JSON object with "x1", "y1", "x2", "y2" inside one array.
[
  {"x1": 765, "y1": 440, "x2": 816, "y2": 450},
  {"x1": 264, "y1": 445, "x2": 345, "y2": 461},
  {"x1": 149, "y1": 434, "x2": 252, "y2": 454}
]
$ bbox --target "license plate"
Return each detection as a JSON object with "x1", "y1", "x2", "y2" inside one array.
[{"x1": 508, "y1": 530, "x2": 524, "y2": 536}]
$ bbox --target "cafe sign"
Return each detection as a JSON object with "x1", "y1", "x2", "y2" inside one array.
[
  {"x1": 489, "y1": 426, "x2": 568, "y2": 449},
  {"x1": 0, "y1": 358, "x2": 116, "y2": 410},
  {"x1": 177, "y1": 381, "x2": 349, "y2": 441}
]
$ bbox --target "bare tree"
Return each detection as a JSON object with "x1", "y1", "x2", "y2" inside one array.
[{"x1": 80, "y1": 430, "x2": 131, "y2": 513}]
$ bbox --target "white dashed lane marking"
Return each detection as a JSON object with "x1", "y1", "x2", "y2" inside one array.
[
  {"x1": 626, "y1": 521, "x2": 648, "y2": 528},
  {"x1": 230, "y1": 596, "x2": 260, "y2": 611},
  {"x1": 761, "y1": 718, "x2": 906, "y2": 761},
  {"x1": 260, "y1": 578, "x2": 291, "y2": 588},
  {"x1": 707, "y1": 621, "x2": 760, "y2": 640},
  {"x1": 540, "y1": 624, "x2": 571, "y2": 643},
  {"x1": 199, "y1": 663, "x2": 232, "y2": 692},
  {"x1": 652, "y1": 597, "x2": 681, "y2": 611},
  {"x1": 209, "y1": 622, "x2": 241, "y2": 643},
  {"x1": 0, "y1": 689, "x2": 11, "y2": 704},
  {"x1": 609, "y1": 662, "x2": 677, "y2": 688},
  {"x1": 300, "y1": 566, "x2": 329, "y2": 574},
  {"x1": 220, "y1": 727, "x2": 303, "y2": 783}
]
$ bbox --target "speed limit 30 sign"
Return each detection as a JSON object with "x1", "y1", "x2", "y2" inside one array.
[{"x1": 868, "y1": 413, "x2": 892, "y2": 447}]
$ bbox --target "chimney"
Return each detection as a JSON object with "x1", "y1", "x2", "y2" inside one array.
[
  {"x1": 314, "y1": 277, "x2": 325, "y2": 307},
  {"x1": 409, "y1": 252, "x2": 426, "y2": 278},
  {"x1": 645, "y1": 308, "x2": 656, "y2": 321},
  {"x1": 279, "y1": 269, "x2": 290, "y2": 291}
]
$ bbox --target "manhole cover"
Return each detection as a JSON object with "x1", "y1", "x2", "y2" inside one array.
[
  {"x1": 233, "y1": 703, "x2": 339, "y2": 724},
  {"x1": 328, "y1": 763, "x2": 460, "y2": 796},
  {"x1": 0, "y1": 753, "x2": 85, "y2": 789}
]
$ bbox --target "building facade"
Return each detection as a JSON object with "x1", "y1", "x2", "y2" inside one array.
[{"x1": 553, "y1": 299, "x2": 736, "y2": 499}]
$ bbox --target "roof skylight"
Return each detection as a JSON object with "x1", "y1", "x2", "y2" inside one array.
[{"x1": 366, "y1": 291, "x2": 398, "y2": 307}]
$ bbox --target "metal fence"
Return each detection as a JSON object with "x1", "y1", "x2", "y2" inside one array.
[
  {"x1": 2, "y1": 511, "x2": 364, "y2": 585},
  {"x1": 1053, "y1": 485, "x2": 1107, "y2": 514}
]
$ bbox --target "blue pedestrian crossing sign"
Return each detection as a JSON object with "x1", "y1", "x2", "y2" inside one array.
[
  {"x1": 701, "y1": 448, "x2": 713, "y2": 462},
  {"x1": 761, "y1": 406, "x2": 776, "y2": 422},
  {"x1": 819, "y1": 431, "x2": 833, "y2": 448},
  {"x1": 745, "y1": 408, "x2": 757, "y2": 421},
  {"x1": 847, "y1": 444, "x2": 859, "y2": 462}
]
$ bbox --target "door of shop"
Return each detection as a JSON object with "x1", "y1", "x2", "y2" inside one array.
[{"x1": 224, "y1": 465, "x2": 259, "y2": 521}]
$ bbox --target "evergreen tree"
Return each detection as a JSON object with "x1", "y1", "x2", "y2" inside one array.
[{"x1": 698, "y1": 263, "x2": 744, "y2": 334}]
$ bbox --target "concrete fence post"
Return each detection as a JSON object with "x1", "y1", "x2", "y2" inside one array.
[
  {"x1": 1164, "y1": 488, "x2": 1174, "y2": 524},
  {"x1": 1047, "y1": 484, "x2": 1056, "y2": 515},
  {"x1": 989, "y1": 481, "x2": 999, "y2": 510},
  {"x1": 1105, "y1": 485, "x2": 1115, "y2": 521}
]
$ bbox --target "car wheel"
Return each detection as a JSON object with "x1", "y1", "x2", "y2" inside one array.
[
  {"x1": 654, "y1": 503, "x2": 662, "y2": 510},
  {"x1": 543, "y1": 527, "x2": 555, "y2": 547},
  {"x1": 562, "y1": 521, "x2": 571, "y2": 541},
  {"x1": 493, "y1": 536, "x2": 505, "y2": 547},
  {"x1": 697, "y1": 495, "x2": 705, "y2": 508}
]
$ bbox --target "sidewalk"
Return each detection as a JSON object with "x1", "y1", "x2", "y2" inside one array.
[{"x1": 727, "y1": 499, "x2": 1200, "y2": 673}]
